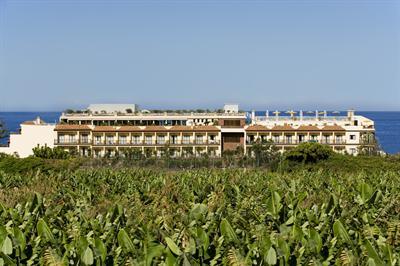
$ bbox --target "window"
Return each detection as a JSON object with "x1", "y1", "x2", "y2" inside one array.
[
  {"x1": 350, "y1": 135, "x2": 356, "y2": 140},
  {"x1": 106, "y1": 136, "x2": 114, "y2": 145},
  {"x1": 209, "y1": 148, "x2": 216, "y2": 156},
  {"x1": 59, "y1": 135, "x2": 65, "y2": 143},
  {"x1": 322, "y1": 135, "x2": 330, "y2": 144},
  {"x1": 132, "y1": 135, "x2": 140, "y2": 144},
  {"x1": 145, "y1": 135, "x2": 153, "y2": 145},
  {"x1": 171, "y1": 149, "x2": 179, "y2": 157},
  {"x1": 209, "y1": 135, "x2": 216, "y2": 144},
  {"x1": 285, "y1": 135, "x2": 292, "y2": 144},
  {"x1": 223, "y1": 119, "x2": 241, "y2": 127},
  {"x1": 94, "y1": 135, "x2": 102, "y2": 145},
  {"x1": 68, "y1": 135, "x2": 76, "y2": 143},
  {"x1": 298, "y1": 135, "x2": 305, "y2": 143},
  {"x1": 157, "y1": 135, "x2": 165, "y2": 145},
  {"x1": 119, "y1": 136, "x2": 127, "y2": 144},
  {"x1": 170, "y1": 135, "x2": 178, "y2": 144},
  {"x1": 183, "y1": 135, "x2": 190, "y2": 144},
  {"x1": 196, "y1": 135, "x2": 203, "y2": 144},
  {"x1": 336, "y1": 135, "x2": 344, "y2": 144},
  {"x1": 273, "y1": 135, "x2": 280, "y2": 143},
  {"x1": 81, "y1": 134, "x2": 89, "y2": 144}
]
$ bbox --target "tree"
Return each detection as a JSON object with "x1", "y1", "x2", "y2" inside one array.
[
  {"x1": 144, "y1": 148, "x2": 154, "y2": 158},
  {"x1": 285, "y1": 142, "x2": 333, "y2": 163},
  {"x1": 64, "y1": 109, "x2": 74, "y2": 114},
  {"x1": 32, "y1": 145, "x2": 70, "y2": 159},
  {"x1": 358, "y1": 132, "x2": 382, "y2": 156},
  {"x1": 250, "y1": 139, "x2": 279, "y2": 167},
  {"x1": 222, "y1": 150, "x2": 236, "y2": 167},
  {"x1": 122, "y1": 148, "x2": 143, "y2": 160},
  {"x1": 0, "y1": 120, "x2": 7, "y2": 140}
]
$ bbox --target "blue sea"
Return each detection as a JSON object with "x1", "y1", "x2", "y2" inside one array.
[{"x1": 0, "y1": 111, "x2": 399, "y2": 154}]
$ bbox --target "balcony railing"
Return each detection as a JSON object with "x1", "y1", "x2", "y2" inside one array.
[
  {"x1": 246, "y1": 139, "x2": 347, "y2": 145},
  {"x1": 62, "y1": 111, "x2": 246, "y2": 117},
  {"x1": 55, "y1": 139, "x2": 221, "y2": 146},
  {"x1": 54, "y1": 139, "x2": 80, "y2": 145},
  {"x1": 80, "y1": 139, "x2": 91, "y2": 144}
]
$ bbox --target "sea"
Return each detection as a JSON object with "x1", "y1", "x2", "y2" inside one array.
[{"x1": 0, "y1": 111, "x2": 399, "y2": 154}]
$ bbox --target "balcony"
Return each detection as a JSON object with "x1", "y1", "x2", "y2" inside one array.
[
  {"x1": 54, "y1": 139, "x2": 80, "y2": 145},
  {"x1": 55, "y1": 139, "x2": 221, "y2": 146},
  {"x1": 246, "y1": 139, "x2": 347, "y2": 145},
  {"x1": 169, "y1": 140, "x2": 180, "y2": 145},
  {"x1": 79, "y1": 139, "x2": 91, "y2": 145}
]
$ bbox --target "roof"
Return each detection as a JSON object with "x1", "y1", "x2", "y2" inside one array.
[
  {"x1": 92, "y1": 126, "x2": 119, "y2": 132},
  {"x1": 115, "y1": 126, "x2": 142, "y2": 132},
  {"x1": 142, "y1": 126, "x2": 169, "y2": 132},
  {"x1": 296, "y1": 125, "x2": 320, "y2": 131},
  {"x1": 22, "y1": 117, "x2": 47, "y2": 125},
  {"x1": 55, "y1": 124, "x2": 91, "y2": 131},
  {"x1": 321, "y1": 125, "x2": 345, "y2": 131},
  {"x1": 270, "y1": 125, "x2": 295, "y2": 131},
  {"x1": 193, "y1": 126, "x2": 220, "y2": 131},
  {"x1": 246, "y1": 125, "x2": 269, "y2": 131}
]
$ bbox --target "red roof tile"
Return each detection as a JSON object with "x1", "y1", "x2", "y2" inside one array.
[
  {"x1": 321, "y1": 125, "x2": 345, "y2": 131},
  {"x1": 270, "y1": 125, "x2": 295, "y2": 131},
  {"x1": 245, "y1": 125, "x2": 269, "y2": 131},
  {"x1": 55, "y1": 124, "x2": 91, "y2": 131},
  {"x1": 296, "y1": 125, "x2": 320, "y2": 131}
]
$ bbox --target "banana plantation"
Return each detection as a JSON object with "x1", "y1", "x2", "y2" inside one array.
[{"x1": 0, "y1": 166, "x2": 399, "y2": 265}]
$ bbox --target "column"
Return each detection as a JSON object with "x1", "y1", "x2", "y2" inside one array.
[{"x1": 243, "y1": 131, "x2": 247, "y2": 155}]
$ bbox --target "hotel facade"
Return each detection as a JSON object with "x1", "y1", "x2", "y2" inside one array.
[{"x1": 0, "y1": 104, "x2": 376, "y2": 157}]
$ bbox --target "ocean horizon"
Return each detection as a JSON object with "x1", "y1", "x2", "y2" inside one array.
[{"x1": 1, "y1": 111, "x2": 399, "y2": 154}]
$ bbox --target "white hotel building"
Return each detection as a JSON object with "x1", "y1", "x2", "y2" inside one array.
[{"x1": 0, "y1": 104, "x2": 376, "y2": 157}]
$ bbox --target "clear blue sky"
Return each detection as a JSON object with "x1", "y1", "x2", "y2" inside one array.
[{"x1": 1, "y1": 0, "x2": 399, "y2": 111}]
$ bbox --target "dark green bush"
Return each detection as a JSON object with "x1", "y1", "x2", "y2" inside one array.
[
  {"x1": 0, "y1": 156, "x2": 47, "y2": 174},
  {"x1": 285, "y1": 142, "x2": 334, "y2": 163},
  {"x1": 32, "y1": 145, "x2": 70, "y2": 159}
]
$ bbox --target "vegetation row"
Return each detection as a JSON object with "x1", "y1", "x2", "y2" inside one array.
[{"x1": 0, "y1": 162, "x2": 399, "y2": 265}]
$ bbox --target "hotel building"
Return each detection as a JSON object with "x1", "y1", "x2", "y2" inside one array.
[{"x1": 0, "y1": 104, "x2": 376, "y2": 157}]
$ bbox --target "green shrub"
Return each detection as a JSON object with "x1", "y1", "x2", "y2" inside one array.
[
  {"x1": 32, "y1": 145, "x2": 70, "y2": 159},
  {"x1": 0, "y1": 156, "x2": 46, "y2": 174},
  {"x1": 285, "y1": 142, "x2": 334, "y2": 163}
]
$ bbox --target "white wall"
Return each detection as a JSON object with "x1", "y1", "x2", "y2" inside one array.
[
  {"x1": 0, "y1": 124, "x2": 56, "y2": 158},
  {"x1": 224, "y1": 104, "x2": 239, "y2": 113}
]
